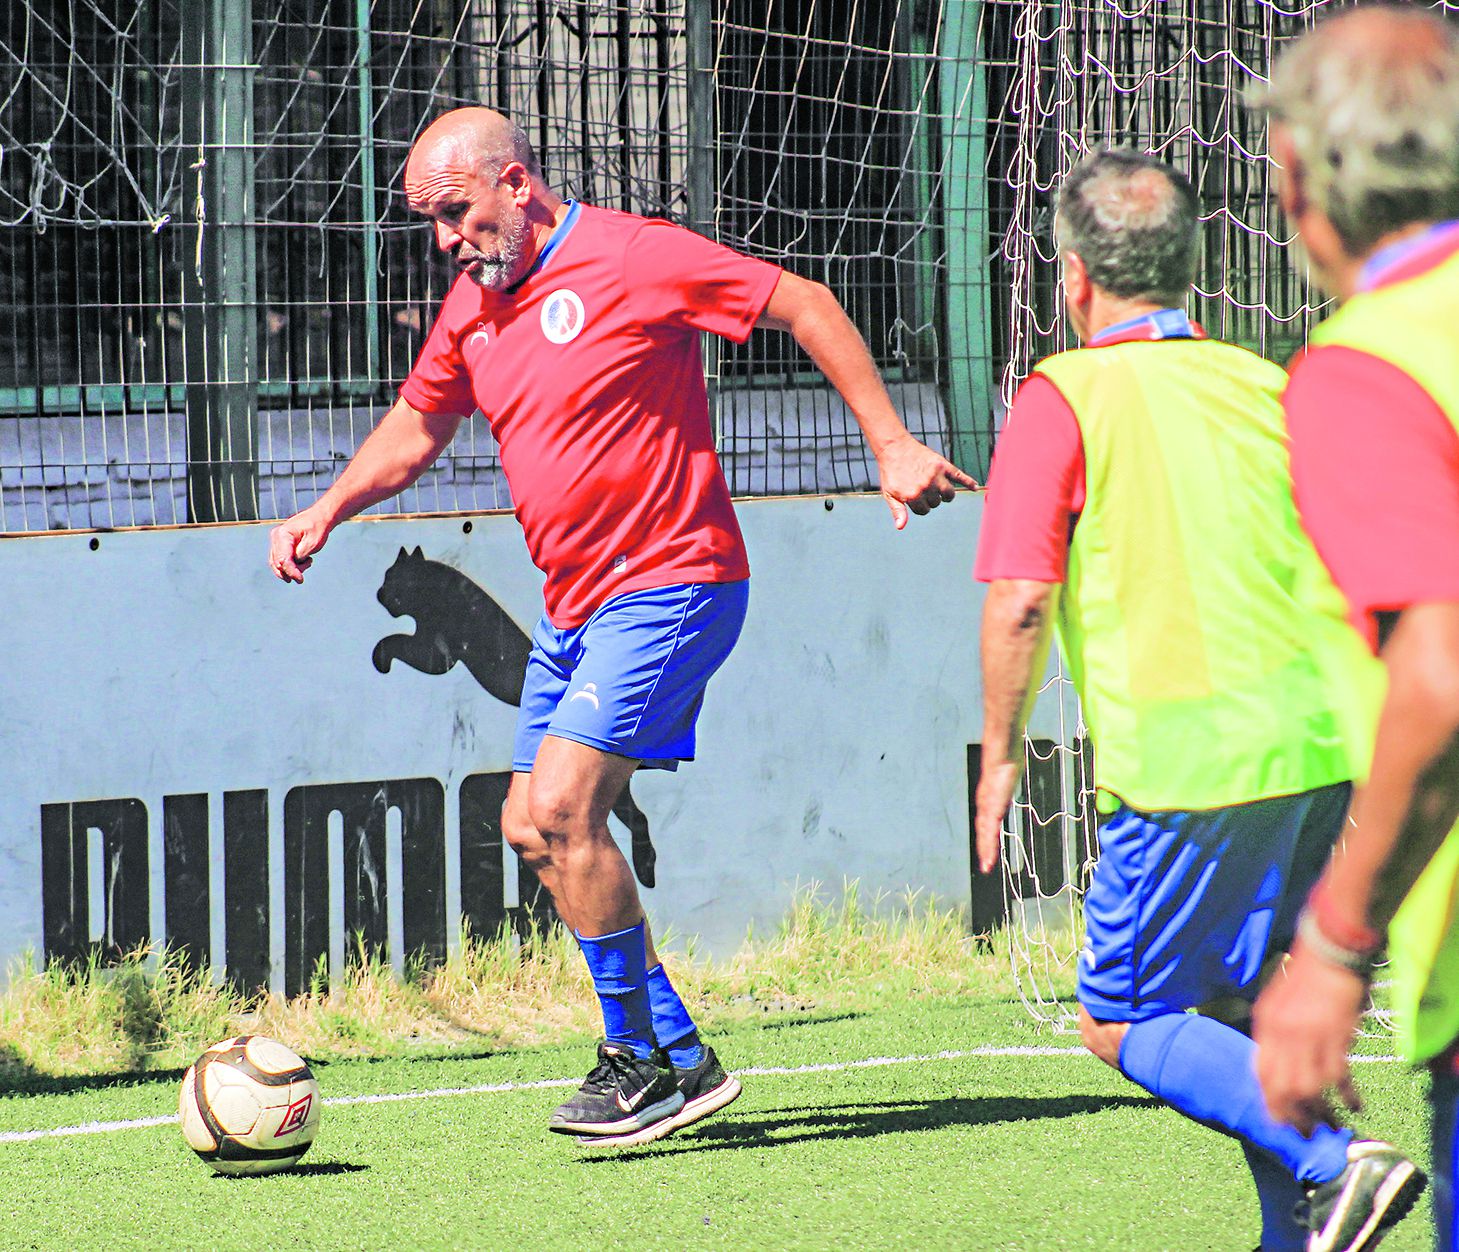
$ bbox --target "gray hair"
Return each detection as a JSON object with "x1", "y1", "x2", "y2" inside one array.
[
  {"x1": 1054, "y1": 150, "x2": 1199, "y2": 305},
  {"x1": 1262, "y1": 6, "x2": 1459, "y2": 255}
]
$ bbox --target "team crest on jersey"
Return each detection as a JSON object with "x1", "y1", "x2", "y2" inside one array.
[
  {"x1": 540, "y1": 289, "x2": 586, "y2": 344},
  {"x1": 466, "y1": 323, "x2": 490, "y2": 356}
]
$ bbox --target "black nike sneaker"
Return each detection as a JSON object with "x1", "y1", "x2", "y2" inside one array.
[
  {"x1": 1298, "y1": 1139, "x2": 1426, "y2": 1252},
  {"x1": 576, "y1": 1045, "x2": 742, "y2": 1149},
  {"x1": 548, "y1": 1042, "x2": 684, "y2": 1139}
]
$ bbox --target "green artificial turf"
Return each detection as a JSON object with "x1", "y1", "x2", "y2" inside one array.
[{"x1": 0, "y1": 999, "x2": 1433, "y2": 1251}]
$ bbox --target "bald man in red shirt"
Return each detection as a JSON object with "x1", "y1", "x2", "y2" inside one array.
[{"x1": 269, "y1": 108, "x2": 973, "y2": 1147}]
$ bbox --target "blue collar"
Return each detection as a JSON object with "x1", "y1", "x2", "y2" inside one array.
[
  {"x1": 1089, "y1": 307, "x2": 1195, "y2": 346},
  {"x1": 509, "y1": 200, "x2": 581, "y2": 292},
  {"x1": 1357, "y1": 219, "x2": 1459, "y2": 292}
]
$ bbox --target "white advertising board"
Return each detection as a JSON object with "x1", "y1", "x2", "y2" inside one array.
[{"x1": 0, "y1": 493, "x2": 1074, "y2": 991}]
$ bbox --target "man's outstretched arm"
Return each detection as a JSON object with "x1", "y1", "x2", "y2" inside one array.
[
  {"x1": 269, "y1": 398, "x2": 466, "y2": 582},
  {"x1": 756, "y1": 271, "x2": 979, "y2": 527},
  {"x1": 976, "y1": 578, "x2": 1059, "y2": 874},
  {"x1": 1255, "y1": 601, "x2": 1459, "y2": 1133}
]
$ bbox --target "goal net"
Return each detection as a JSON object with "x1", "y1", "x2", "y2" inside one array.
[{"x1": 989, "y1": 0, "x2": 1459, "y2": 1027}]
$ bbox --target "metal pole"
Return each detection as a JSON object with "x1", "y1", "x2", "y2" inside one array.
[
  {"x1": 684, "y1": 2, "x2": 719, "y2": 414},
  {"x1": 940, "y1": 0, "x2": 993, "y2": 479},
  {"x1": 182, "y1": 0, "x2": 259, "y2": 523},
  {"x1": 355, "y1": 0, "x2": 382, "y2": 390}
]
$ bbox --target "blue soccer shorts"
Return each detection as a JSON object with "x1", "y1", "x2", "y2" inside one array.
[
  {"x1": 1077, "y1": 782, "x2": 1351, "y2": 1023},
  {"x1": 512, "y1": 580, "x2": 749, "y2": 773}
]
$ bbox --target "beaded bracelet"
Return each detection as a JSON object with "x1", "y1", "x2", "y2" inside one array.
[{"x1": 1296, "y1": 909, "x2": 1379, "y2": 979}]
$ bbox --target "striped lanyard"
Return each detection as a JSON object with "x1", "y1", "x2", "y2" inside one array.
[{"x1": 1089, "y1": 307, "x2": 1196, "y2": 346}]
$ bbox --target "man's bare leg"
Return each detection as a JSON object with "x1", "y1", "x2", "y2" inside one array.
[
  {"x1": 501, "y1": 768, "x2": 660, "y2": 965},
  {"x1": 501, "y1": 741, "x2": 739, "y2": 1143}
]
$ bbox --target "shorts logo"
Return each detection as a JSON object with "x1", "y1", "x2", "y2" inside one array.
[
  {"x1": 276, "y1": 1092, "x2": 313, "y2": 1136},
  {"x1": 568, "y1": 682, "x2": 600, "y2": 710},
  {"x1": 540, "y1": 289, "x2": 586, "y2": 344}
]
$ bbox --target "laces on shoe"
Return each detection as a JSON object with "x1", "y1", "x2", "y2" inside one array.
[
  {"x1": 579, "y1": 1044, "x2": 644, "y2": 1096},
  {"x1": 578, "y1": 1054, "x2": 619, "y2": 1096}
]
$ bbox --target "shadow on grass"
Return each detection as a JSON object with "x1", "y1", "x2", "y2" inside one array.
[
  {"x1": 308, "y1": 1046, "x2": 506, "y2": 1070},
  {"x1": 213, "y1": 1162, "x2": 370, "y2": 1180},
  {"x1": 288, "y1": 1162, "x2": 370, "y2": 1177},
  {"x1": 577, "y1": 1093, "x2": 1160, "y2": 1161},
  {"x1": 732, "y1": 1011, "x2": 868, "y2": 1032},
  {"x1": 0, "y1": 1062, "x2": 191, "y2": 1097}
]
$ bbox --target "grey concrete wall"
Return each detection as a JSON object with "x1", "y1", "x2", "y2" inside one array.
[{"x1": 0, "y1": 491, "x2": 1073, "y2": 988}]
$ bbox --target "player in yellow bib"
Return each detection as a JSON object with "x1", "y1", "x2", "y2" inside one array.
[
  {"x1": 975, "y1": 150, "x2": 1422, "y2": 1251},
  {"x1": 1250, "y1": 10, "x2": 1459, "y2": 1251}
]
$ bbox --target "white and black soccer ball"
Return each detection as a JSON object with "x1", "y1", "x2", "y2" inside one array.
[{"x1": 179, "y1": 1035, "x2": 321, "y2": 1176}]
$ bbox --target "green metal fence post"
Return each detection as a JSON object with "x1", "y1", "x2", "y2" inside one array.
[
  {"x1": 356, "y1": 0, "x2": 382, "y2": 389},
  {"x1": 684, "y1": 2, "x2": 720, "y2": 418},
  {"x1": 180, "y1": 0, "x2": 259, "y2": 524},
  {"x1": 940, "y1": 0, "x2": 994, "y2": 478}
]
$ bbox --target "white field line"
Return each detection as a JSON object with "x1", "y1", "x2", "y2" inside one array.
[{"x1": 0, "y1": 1044, "x2": 1405, "y2": 1146}]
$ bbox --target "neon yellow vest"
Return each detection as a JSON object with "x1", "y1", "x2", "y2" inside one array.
[
  {"x1": 1311, "y1": 249, "x2": 1459, "y2": 1063},
  {"x1": 1034, "y1": 338, "x2": 1380, "y2": 813}
]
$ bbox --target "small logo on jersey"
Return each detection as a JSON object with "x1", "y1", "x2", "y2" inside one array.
[
  {"x1": 540, "y1": 289, "x2": 586, "y2": 344},
  {"x1": 569, "y1": 682, "x2": 600, "y2": 709},
  {"x1": 276, "y1": 1092, "x2": 313, "y2": 1136},
  {"x1": 466, "y1": 322, "x2": 490, "y2": 354},
  {"x1": 612, "y1": 555, "x2": 627, "y2": 572}
]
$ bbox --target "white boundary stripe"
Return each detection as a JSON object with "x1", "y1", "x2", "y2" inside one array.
[{"x1": 0, "y1": 1045, "x2": 1405, "y2": 1146}]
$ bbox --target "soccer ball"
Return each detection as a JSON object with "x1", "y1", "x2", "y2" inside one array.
[{"x1": 179, "y1": 1035, "x2": 322, "y2": 1176}]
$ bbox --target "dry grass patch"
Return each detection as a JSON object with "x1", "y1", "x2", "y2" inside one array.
[{"x1": 0, "y1": 884, "x2": 1028, "y2": 1081}]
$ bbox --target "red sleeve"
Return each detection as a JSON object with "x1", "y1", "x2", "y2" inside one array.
[
  {"x1": 623, "y1": 220, "x2": 783, "y2": 343},
  {"x1": 973, "y1": 374, "x2": 1086, "y2": 583},
  {"x1": 399, "y1": 278, "x2": 477, "y2": 417},
  {"x1": 1285, "y1": 345, "x2": 1459, "y2": 648}
]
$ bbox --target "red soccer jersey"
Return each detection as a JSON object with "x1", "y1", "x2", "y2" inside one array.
[
  {"x1": 1284, "y1": 223, "x2": 1459, "y2": 652},
  {"x1": 1285, "y1": 346, "x2": 1459, "y2": 652},
  {"x1": 401, "y1": 203, "x2": 783, "y2": 627}
]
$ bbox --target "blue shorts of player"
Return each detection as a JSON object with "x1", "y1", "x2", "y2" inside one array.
[
  {"x1": 1078, "y1": 783, "x2": 1351, "y2": 1022},
  {"x1": 512, "y1": 580, "x2": 749, "y2": 773}
]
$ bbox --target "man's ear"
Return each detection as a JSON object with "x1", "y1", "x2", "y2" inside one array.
[
  {"x1": 1270, "y1": 126, "x2": 1308, "y2": 221},
  {"x1": 499, "y1": 160, "x2": 534, "y2": 206},
  {"x1": 1062, "y1": 249, "x2": 1090, "y2": 306}
]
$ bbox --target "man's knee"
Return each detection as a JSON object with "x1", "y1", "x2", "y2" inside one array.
[
  {"x1": 1077, "y1": 1004, "x2": 1128, "y2": 1069},
  {"x1": 502, "y1": 801, "x2": 552, "y2": 871},
  {"x1": 526, "y1": 773, "x2": 597, "y2": 844}
]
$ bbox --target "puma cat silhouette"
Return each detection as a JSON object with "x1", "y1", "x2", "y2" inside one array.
[{"x1": 372, "y1": 546, "x2": 658, "y2": 888}]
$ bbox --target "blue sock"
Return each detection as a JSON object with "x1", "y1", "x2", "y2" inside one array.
[
  {"x1": 1242, "y1": 1141, "x2": 1308, "y2": 1252},
  {"x1": 646, "y1": 963, "x2": 704, "y2": 1069},
  {"x1": 1432, "y1": 1061, "x2": 1459, "y2": 1252},
  {"x1": 1118, "y1": 1012, "x2": 1351, "y2": 1185},
  {"x1": 576, "y1": 922, "x2": 656, "y2": 1059}
]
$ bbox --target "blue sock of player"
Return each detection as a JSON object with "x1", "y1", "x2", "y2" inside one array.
[
  {"x1": 1242, "y1": 1141, "x2": 1308, "y2": 1252},
  {"x1": 1431, "y1": 1059, "x2": 1459, "y2": 1252},
  {"x1": 646, "y1": 963, "x2": 704, "y2": 1069},
  {"x1": 1118, "y1": 1012, "x2": 1351, "y2": 1185},
  {"x1": 576, "y1": 922, "x2": 657, "y2": 1059}
]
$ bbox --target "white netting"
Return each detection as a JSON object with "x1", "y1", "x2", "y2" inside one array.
[
  {"x1": 992, "y1": 0, "x2": 1459, "y2": 1027},
  {"x1": 0, "y1": 0, "x2": 1001, "y2": 529}
]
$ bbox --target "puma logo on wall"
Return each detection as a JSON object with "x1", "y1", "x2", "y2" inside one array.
[{"x1": 372, "y1": 547, "x2": 658, "y2": 888}]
